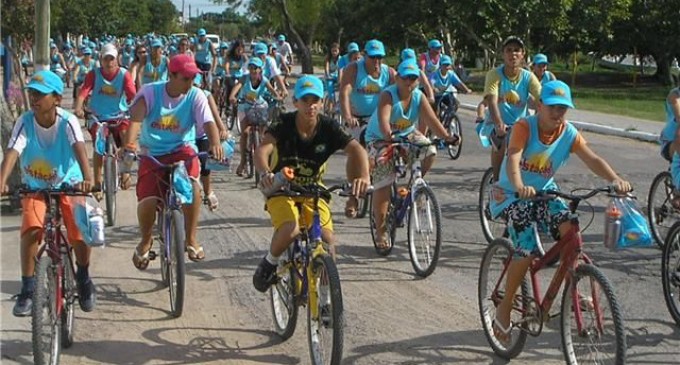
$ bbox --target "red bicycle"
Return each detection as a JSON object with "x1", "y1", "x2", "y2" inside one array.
[{"x1": 477, "y1": 186, "x2": 627, "y2": 364}]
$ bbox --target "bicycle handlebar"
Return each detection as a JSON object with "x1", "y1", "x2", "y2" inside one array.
[
  {"x1": 515, "y1": 186, "x2": 634, "y2": 201},
  {"x1": 10, "y1": 183, "x2": 101, "y2": 196}
]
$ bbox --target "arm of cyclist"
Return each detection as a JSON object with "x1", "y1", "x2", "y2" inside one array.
[
  {"x1": 573, "y1": 143, "x2": 631, "y2": 193},
  {"x1": 275, "y1": 75, "x2": 288, "y2": 99},
  {"x1": 118, "y1": 95, "x2": 146, "y2": 159},
  {"x1": 194, "y1": 92, "x2": 224, "y2": 161},
  {"x1": 228, "y1": 78, "x2": 244, "y2": 105},
  {"x1": 419, "y1": 70, "x2": 436, "y2": 105},
  {"x1": 484, "y1": 70, "x2": 506, "y2": 136},
  {"x1": 74, "y1": 70, "x2": 95, "y2": 117},
  {"x1": 0, "y1": 149, "x2": 19, "y2": 194},
  {"x1": 377, "y1": 91, "x2": 393, "y2": 138},
  {"x1": 344, "y1": 139, "x2": 371, "y2": 197},
  {"x1": 254, "y1": 133, "x2": 276, "y2": 189},
  {"x1": 265, "y1": 81, "x2": 280, "y2": 99},
  {"x1": 339, "y1": 62, "x2": 358, "y2": 126},
  {"x1": 205, "y1": 93, "x2": 229, "y2": 140},
  {"x1": 419, "y1": 95, "x2": 459, "y2": 144},
  {"x1": 506, "y1": 137, "x2": 536, "y2": 199},
  {"x1": 72, "y1": 141, "x2": 94, "y2": 192}
]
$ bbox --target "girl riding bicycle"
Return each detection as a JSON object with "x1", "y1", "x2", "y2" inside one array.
[
  {"x1": 488, "y1": 80, "x2": 632, "y2": 345},
  {"x1": 0, "y1": 71, "x2": 97, "y2": 317}
]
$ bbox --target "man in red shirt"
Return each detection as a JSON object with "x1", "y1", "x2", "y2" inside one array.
[{"x1": 74, "y1": 43, "x2": 137, "y2": 194}]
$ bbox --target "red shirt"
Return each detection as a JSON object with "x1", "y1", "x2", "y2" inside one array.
[{"x1": 78, "y1": 67, "x2": 136, "y2": 102}]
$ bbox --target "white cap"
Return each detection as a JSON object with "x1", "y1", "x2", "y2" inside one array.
[{"x1": 101, "y1": 43, "x2": 118, "y2": 58}]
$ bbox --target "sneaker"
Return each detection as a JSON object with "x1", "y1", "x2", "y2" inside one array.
[
  {"x1": 12, "y1": 292, "x2": 32, "y2": 317},
  {"x1": 252, "y1": 258, "x2": 277, "y2": 293},
  {"x1": 77, "y1": 279, "x2": 97, "y2": 312}
]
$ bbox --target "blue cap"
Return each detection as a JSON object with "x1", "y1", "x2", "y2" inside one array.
[
  {"x1": 26, "y1": 70, "x2": 64, "y2": 95},
  {"x1": 278, "y1": 34, "x2": 286, "y2": 41},
  {"x1": 533, "y1": 53, "x2": 549, "y2": 65},
  {"x1": 400, "y1": 48, "x2": 416, "y2": 61},
  {"x1": 248, "y1": 57, "x2": 264, "y2": 68},
  {"x1": 365, "y1": 39, "x2": 385, "y2": 57},
  {"x1": 50, "y1": 43, "x2": 57, "y2": 49},
  {"x1": 64, "y1": 43, "x2": 71, "y2": 49},
  {"x1": 125, "y1": 39, "x2": 134, "y2": 46},
  {"x1": 428, "y1": 39, "x2": 442, "y2": 49},
  {"x1": 271, "y1": 43, "x2": 277, "y2": 49},
  {"x1": 151, "y1": 39, "x2": 163, "y2": 48},
  {"x1": 440, "y1": 55, "x2": 453, "y2": 66},
  {"x1": 347, "y1": 42, "x2": 359, "y2": 53},
  {"x1": 294, "y1": 75, "x2": 324, "y2": 100},
  {"x1": 89, "y1": 41, "x2": 97, "y2": 48},
  {"x1": 197, "y1": 28, "x2": 207, "y2": 36},
  {"x1": 540, "y1": 80, "x2": 574, "y2": 108},
  {"x1": 254, "y1": 43, "x2": 268, "y2": 55},
  {"x1": 397, "y1": 59, "x2": 420, "y2": 78},
  {"x1": 220, "y1": 41, "x2": 229, "y2": 49},
  {"x1": 83, "y1": 47, "x2": 92, "y2": 55}
]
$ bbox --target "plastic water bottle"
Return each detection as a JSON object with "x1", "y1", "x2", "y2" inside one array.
[
  {"x1": 603, "y1": 202, "x2": 622, "y2": 250},
  {"x1": 260, "y1": 167, "x2": 295, "y2": 197},
  {"x1": 89, "y1": 207, "x2": 105, "y2": 246}
]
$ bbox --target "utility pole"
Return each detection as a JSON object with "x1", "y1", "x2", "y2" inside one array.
[
  {"x1": 182, "y1": 0, "x2": 186, "y2": 31},
  {"x1": 34, "y1": 0, "x2": 50, "y2": 71},
  {"x1": 188, "y1": 4, "x2": 192, "y2": 29}
]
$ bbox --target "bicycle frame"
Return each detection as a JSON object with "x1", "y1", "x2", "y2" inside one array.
[{"x1": 391, "y1": 142, "x2": 430, "y2": 226}]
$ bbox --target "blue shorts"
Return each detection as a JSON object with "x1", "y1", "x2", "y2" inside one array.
[{"x1": 501, "y1": 198, "x2": 570, "y2": 258}]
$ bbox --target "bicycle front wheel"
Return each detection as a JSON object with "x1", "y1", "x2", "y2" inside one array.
[
  {"x1": 32, "y1": 256, "x2": 62, "y2": 365},
  {"x1": 407, "y1": 186, "x2": 442, "y2": 277},
  {"x1": 271, "y1": 247, "x2": 299, "y2": 339},
  {"x1": 446, "y1": 113, "x2": 462, "y2": 160},
  {"x1": 560, "y1": 264, "x2": 626, "y2": 365},
  {"x1": 167, "y1": 210, "x2": 186, "y2": 317},
  {"x1": 308, "y1": 252, "x2": 344, "y2": 365},
  {"x1": 479, "y1": 168, "x2": 506, "y2": 243},
  {"x1": 662, "y1": 222, "x2": 680, "y2": 326},
  {"x1": 60, "y1": 251, "x2": 76, "y2": 348},
  {"x1": 648, "y1": 171, "x2": 678, "y2": 248},
  {"x1": 104, "y1": 135, "x2": 118, "y2": 226}
]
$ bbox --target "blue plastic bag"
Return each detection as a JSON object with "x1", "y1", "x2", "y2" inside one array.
[
  {"x1": 173, "y1": 163, "x2": 194, "y2": 204},
  {"x1": 205, "y1": 139, "x2": 235, "y2": 172},
  {"x1": 476, "y1": 121, "x2": 494, "y2": 149},
  {"x1": 72, "y1": 196, "x2": 105, "y2": 247},
  {"x1": 94, "y1": 124, "x2": 107, "y2": 155},
  {"x1": 614, "y1": 197, "x2": 653, "y2": 249}
]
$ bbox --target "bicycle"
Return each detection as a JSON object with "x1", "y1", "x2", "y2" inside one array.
[
  {"x1": 323, "y1": 76, "x2": 341, "y2": 123},
  {"x1": 435, "y1": 91, "x2": 462, "y2": 160},
  {"x1": 240, "y1": 99, "x2": 270, "y2": 185},
  {"x1": 87, "y1": 111, "x2": 128, "y2": 227},
  {"x1": 661, "y1": 220, "x2": 680, "y2": 326},
  {"x1": 647, "y1": 168, "x2": 678, "y2": 248},
  {"x1": 478, "y1": 187, "x2": 627, "y2": 363},
  {"x1": 13, "y1": 185, "x2": 98, "y2": 365},
  {"x1": 269, "y1": 182, "x2": 357, "y2": 365},
  {"x1": 368, "y1": 137, "x2": 453, "y2": 277},
  {"x1": 222, "y1": 76, "x2": 241, "y2": 133}
]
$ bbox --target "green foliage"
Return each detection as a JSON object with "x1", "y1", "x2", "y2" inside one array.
[{"x1": 1, "y1": 0, "x2": 35, "y2": 42}]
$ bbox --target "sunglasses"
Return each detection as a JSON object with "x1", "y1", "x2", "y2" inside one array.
[
  {"x1": 28, "y1": 90, "x2": 49, "y2": 99},
  {"x1": 368, "y1": 55, "x2": 384, "y2": 60},
  {"x1": 403, "y1": 75, "x2": 419, "y2": 81},
  {"x1": 248, "y1": 65, "x2": 260, "y2": 70},
  {"x1": 138, "y1": 50, "x2": 147, "y2": 55}
]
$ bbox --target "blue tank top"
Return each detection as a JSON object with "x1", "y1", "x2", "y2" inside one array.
[
  {"x1": 328, "y1": 57, "x2": 339, "y2": 77},
  {"x1": 350, "y1": 59, "x2": 391, "y2": 117},
  {"x1": 540, "y1": 71, "x2": 555, "y2": 85},
  {"x1": 239, "y1": 76, "x2": 269, "y2": 106},
  {"x1": 661, "y1": 88, "x2": 680, "y2": 144},
  {"x1": 365, "y1": 85, "x2": 422, "y2": 143},
  {"x1": 90, "y1": 68, "x2": 128, "y2": 121},
  {"x1": 121, "y1": 50, "x2": 134, "y2": 68},
  {"x1": 194, "y1": 40, "x2": 212, "y2": 64},
  {"x1": 50, "y1": 54, "x2": 62, "y2": 71},
  {"x1": 140, "y1": 82, "x2": 199, "y2": 156},
  {"x1": 76, "y1": 58, "x2": 95, "y2": 83},
  {"x1": 228, "y1": 57, "x2": 244, "y2": 78},
  {"x1": 423, "y1": 53, "x2": 439, "y2": 80},
  {"x1": 19, "y1": 110, "x2": 83, "y2": 189},
  {"x1": 142, "y1": 57, "x2": 168, "y2": 85},
  {"x1": 485, "y1": 66, "x2": 533, "y2": 126},
  {"x1": 215, "y1": 56, "x2": 226, "y2": 76},
  {"x1": 432, "y1": 70, "x2": 462, "y2": 94},
  {"x1": 490, "y1": 115, "x2": 577, "y2": 217}
]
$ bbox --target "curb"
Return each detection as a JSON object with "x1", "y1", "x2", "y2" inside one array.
[{"x1": 458, "y1": 102, "x2": 659, "y2": 144}]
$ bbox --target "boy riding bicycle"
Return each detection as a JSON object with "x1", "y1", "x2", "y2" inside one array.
[
  {"x1": 252, "y1": 75, "x2": 370, "y2": 293},
  {"x1": 660, "y1": 87, "x2": 680, "y2": 197},
  {"x1": 0, "y1": 70, "x2": 97, "y2": 317}
]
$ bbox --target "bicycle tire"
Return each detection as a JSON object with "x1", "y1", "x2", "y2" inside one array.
[
  {"x1": 662, "y1": 221, "x2": 680, "y2": 326},
  {"x1": 479, "y1": 168, "x2": 507, "y2": 243},
  {"x1": 254, "y1": 129, "x2": 260, "y2": 185},
  {"x1": 270, "y1": 246, "x2": 299, "y2": 339},
  {"x1": 369, "y1": 190, "x2": 396, "y2": 256},
  {"x1": 167, "y1": 209, "x2": 186, "y2": 317},
  {"x1": 647, "y1": 171, "x2": 676, "y2": 249},
  {"x1": 104, "y1": 135, "x2": 117, "y2": 226},
  {"x1": 407, "y1": 186, "x2": 442, "y2": 277},
  {"x1": 478, "y1": 238, "x2": 529, "y2": 359},
  {"x1": 560, "y1": 264, "x2": 626, "y2": 364},
  {"x1": 32, "y1": 255, "x2": 62, "y2": 365},
  {"x1": 60, "y1": 251, "x2": 76, "y2": 348},
  {"x1": 307, "y1": 252, "x2": 344, "y2": 365},
  {"x1": 157, "y1": 212, "x2": 169, "y2": 287},
  {"x1": 446, "y1": 113, "x2": 463, "y2": 160}
]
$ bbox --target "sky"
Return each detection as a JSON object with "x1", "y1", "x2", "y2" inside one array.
[{"x1": 170, "y1": 0, "x2": 242, "y2": 15}]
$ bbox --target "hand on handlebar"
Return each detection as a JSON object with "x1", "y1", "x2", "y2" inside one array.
[
  {"x1": 612, "y1": 179, "x2": 632, "y2": 194},
  {"x1": 350, "y1": 177, "x2": 371, "y2": 198},
  {"x1": 209, "y1": 143, "x2": 224, "y2": 162},
  {"x1": 495, "y1": 122, "x2": 508, "y2": 137},
  {"x1": 259, "y1": 172, "x2": 275, "y2": 190},
  {"x1": 78, "y1": 177, "x2": 94, "y2": 193},
  {"x1": 75, "y1": 108, "x2": 85, "y2": 118},
  {"x1": 345, "y1": 115, "x2": 359, "y2": 128},
  {"x1": 516, "y1": 185, "x2": 536, "y2": 200},
  {"x1": 444, "y1": 134, "x2": 460, "y2": 146}
]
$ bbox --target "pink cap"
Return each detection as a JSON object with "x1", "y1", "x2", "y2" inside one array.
[{"x1": 169, "y1": 54, "x2": 201, "y2": 78}]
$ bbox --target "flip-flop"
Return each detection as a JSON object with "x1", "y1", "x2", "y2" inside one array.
[
  {"x1": 119, "y1": 173, "x2": 132, "y2": 190},
  {"x1": 132, "y1": 246, "x2": 151, "y2": 270},
  {"x1": 492, "y1": 315, "x2": 512, "y2": 347},
  {"x1": 186, "y1": 245, "x2": 205, "y2": 262}
]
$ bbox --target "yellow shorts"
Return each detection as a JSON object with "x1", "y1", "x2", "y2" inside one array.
[{"x1": 266, "y1": 196, "x2": 334, "y2": 232}]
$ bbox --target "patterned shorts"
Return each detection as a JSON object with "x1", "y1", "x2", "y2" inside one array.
[
  {"x1": 367, "y1": 131, "x2": 437, "y2": 189},
  {"x1": 501, "y1": 198, "x2": 571, "y2": 258}
]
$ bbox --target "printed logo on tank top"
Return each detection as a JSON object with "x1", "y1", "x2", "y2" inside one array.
[
  {"x1": 314, "y1": 144, "x2": 327, "y2": 154},
  {"x1": 500, "y1": 90, "x2": 522, "y2": 106},
  {"x1": 246, "y1": 91, "x2": 258, "y2": 102},
  {"x1": 356, "y1": 83, "x2": 381, "y2": 95},
  {"x1": 520, "y1": 152, "x2": 554, "y2": 178},
  {"x1": 394, "y1": 118, "x2": 411, "y2": 131},
  {"x1": 151, "y1": 115, "x2": 181, "y2": 132},
  {"x1": 24, "y1": 159, "x2": 57, "y2": 182},
  {"x1": 100, "y1": 84, "x2": 118, "y2": 96}
]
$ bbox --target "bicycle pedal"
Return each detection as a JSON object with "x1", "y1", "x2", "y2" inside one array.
[{"x1": 148, "y1": 250, "x2": 157, "y2": 260}]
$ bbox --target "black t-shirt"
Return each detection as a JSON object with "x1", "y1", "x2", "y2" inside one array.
[{"x1": 267, "y1": 111, "x2": 353, "y2": 185}]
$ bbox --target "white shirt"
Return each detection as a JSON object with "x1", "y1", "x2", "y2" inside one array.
[
  {"x1": 277, "y1": 41, "x2": 293, "y2": 62},
  {"x1": 8, "y1": 108, "x2": 84, "y2": 154}
]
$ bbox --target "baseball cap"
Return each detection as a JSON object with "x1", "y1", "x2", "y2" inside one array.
[
  {"x1": 347, "y1": 42, "x2": 359, "y2": 53},
  {"x1": 271, "y1": 43, "x2": 277, "y2": 50},
  {"x1": 397, "y1": 59, "x2": 420, "y2": 78},
  {"x1": 151, "y1": 39, "x2": 163, "y2": 48},
  {"x1": 26, "y1": 70, "x2": 64, "y2": 95},
  {"x1": 400, "y1": 48, "x2": 416, "y2": 61},
  {"x1": 502, "y1": 36, "x2": 525, "y2": 49},
  {"x1": 50, "y1": 43, "x2": 57, "y2": 49},
  {"x1": 278, "y1": 34, "x2": 286, "y2": 41},
  {"x1": 533, "y1": 53, "x2": 549, "y2": 65},
  {"x1": 82, "y1": 47, "x2": 93, "y2": 55},
  {"x1": 64, "y1": 43, "x2": 71, "y2": 50},
  {"x1": 294, "y1": 75, "x2": 324, "y2": 100},
  {"x1": 540, "y1": 80, "x2": 574, "y2": 109},
  {"x1": 440, "y1": 55, "x2": 453, "y2": 66},
  {"x1": 428, "y1": 39, "x2": 442, "y2": 49},
  {"x1": 101, "y1": 43, "x2": 118, "y2": 58},
  {"x1": 365, "y1": 39, "x2": 385, "y2": 58},
  {"x1": 254, "y1": 43, "x2": 268, "y2": 55},
  {"x1": 220, "y1": 42, "x2": 229, "y2": 49},
  {"x1": 248, "y1": 57, "x2": 264, "y2": 69},
  {"x1": 169, "y1": 54, "x2": 201, "y2": 78},
  {"x1": 197, "y1": 28, "x2": 207, "y2": 37}
]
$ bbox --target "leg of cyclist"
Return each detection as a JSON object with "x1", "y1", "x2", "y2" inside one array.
[
  {"x1": 367, "y1": 142, "x2": 394, "y2": 249},
  {"x1": 182, "y1": 179, "x2": 204, "y2": 261},
  {"x1": 236, "y1": 116, "x2": 250, "y2": 176},
  {"x1": 87, "y1": 123, "x2": 105, "y2": 199}
]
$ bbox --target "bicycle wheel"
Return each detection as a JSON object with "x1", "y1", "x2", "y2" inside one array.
[
  {"x1": 407, "y1": 186, "x2": 442, "y2": 277},
  {"x1": 104, "y1": 134, "x2": 118, "y2": 226},
  {"x1": 253, "y1": 129, "x2": 260, "y2": 185},
  {"x1": 662, "y1": 222, "x2": 680, "y2": 326},
  {"x1": 445, "y1": 113, "x2": 462, "y2": 160},
  {"x1": 60, "y1": 251, "x2": 76, "y2": 348},
  {"x1": 478, "y1": 238, "x2": 529, "y2": 359},
  {"x1": 369, "y1": 191, "x2": 396, "y2": 256},
  {"x1": 308, "y1": 252, "x2": 344, "y2": 365},
  {"x1": 647, "y1": 171, "x2": 678, "y2": 248},
  {"x1": 157, "y1": 212, "x2": 169, "y2": 287},
  {"x1": 270, "y1": 247, "x2": 299, "y2": 339},
  {"x1": 32, "y1": 256, "x2": 62, "y2": 365},
  {"x1": 166, "y1": 209, "x2": 186, "y2": 317},
  {"x1": 479, "y1": 168, "x2": 507, "y2": 243},
  {"x1": 560, "y1": 264, "x2": 626, "y2": 364}
]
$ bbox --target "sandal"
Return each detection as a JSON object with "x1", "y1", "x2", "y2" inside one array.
[
  {"x1": 344, "y1": 197, "x2": 358, "y2": 218},
  {"x1": 204, "y1": 191, "x2": 219, "y2": 211},
  {"x1": 375, "y1": 232, "x2": 390, "y2": 250},
  {"x1": 119, "y1": 173, "x2": 132, "y2": 190},
  {"x1": 186, "y1": 245, "x2": 205, "y2": 262},
  {"x1": 492, "y1": 315, "x2": 512, "y2": 347},
  {"x1": 235, "y1": 164, "x2": 245, "y2": 177},
  {"x1": 132, "y1": 246, "x2": 151, "y2": 270}
]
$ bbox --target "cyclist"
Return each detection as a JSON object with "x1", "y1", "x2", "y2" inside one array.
[
  {"x1": 252, "y1": 75, "x2": 370, "y2": 292},
  {"x1": 63, "y1": 43, "x2": 76, "y2": 88},
  {"x1": 137, "y1": 39, "x2": 169, "y2": 88},
  {"x1": 121, "y1": 54, "x2": 224, "y2": 267},
  {"x1": 531, "y1": 53, "x2": 556, "y2": 85},
  {"x1": 276, "y1": 34, "x2": 294, "y2": 66},
  {"x1": 119, "y1": 39, "x2": 135, "y2": 69},
  {"x1": 49, "y1": 43, "x2": 68, "y2": 81},
  {"x1": 419, "y1": 39, "x2": 443, "y2": 83},
  {"x1": 483, "y1": 36, "x2": 541, "y2": 181},
  {"x1": 194, "y1": 28, "x2": 217, "y2": 87},
  {"x1": 0, "y1": 70, "x2": 96, "y2": 316},
  {"x1": 337, "y1": 42, "x2": 361, "y2": 83},
  {"x1": 252, "y1": 42, "x2": 288, "y2": 99},
  {"x1": 339, "y1": 39, "x2": 395, "y2": 217},
  {"x1": 399, "y1": 48, "x2": 435, "y2": 105},
  {"x1": 364, "y1": 60, "x2": 458, "y2": 249},
  {"x1": 229, "y1": 57, "x2": 279, "y2": 176},
  {"x1": 128, "y1": 45, "x2": 147, "y2": 91},
  {"x1": 324, "y1": 43, "x2": 341, "y2": 112},
  {"x1": 661, "y1": 86, "x2": 680, "y2": 199},
  {"x1": 72, "y1": 47, "x2": 95, "y2": 101},
  {"x1": 487, "y1": 80, "x2": 631, "y2": 344},
  {"x1": 224, "y1": 39, "x2": 248, "y2": 112},
  {"x1": 432, "y1": 55, "x2": 472, "y2": 112},
  {"x1": 211, "y1": 42, "x2": 229, "y2": 101},
  {"x1": 74, "y1": 43, "x2": 136, "y2": 196},
  {"x1": 177, "y1": 37, "x2": 194, "y2": 57},
  {"x1": 270, "y1": 43, "x2": 291, "y2": 83}
]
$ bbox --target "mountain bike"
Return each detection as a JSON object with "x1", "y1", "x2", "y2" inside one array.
[
  {"x1": 223, "y1": 76, "x2": 240, "y2": 133},
  {"x1": 478, "y1": 187, "x2": 627, "y2": 363},
  {"x1": 647, "y1": 169, "x2": 678, "y2": 248},
  {"x1": 661, "y1": 220, "x2": 680, "y2": 326},
  {"x1": 323, "y1": 76, "x2": 341, "y2": 124},
  {"x1": 240, "y1": 99, "x2": 270, "y2": 185},
  {"x1": 435, "y1": 91, "x2": 462, "y2": 160}
]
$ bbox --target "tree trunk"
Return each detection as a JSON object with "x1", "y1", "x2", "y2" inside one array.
[
  {"x1": 35, "y1": 0, "x2": 51, "y2": 70},
  {"x1": 276, "y1": 0, "x2": 313, "y2": 74},
  {"x1": 654, "y1": 53, "x2": 675, "y2": 86}
]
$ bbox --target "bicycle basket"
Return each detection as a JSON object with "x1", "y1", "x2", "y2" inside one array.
[{"x1": 246, "y1": 102, "x2": 269, "y2": 125}]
